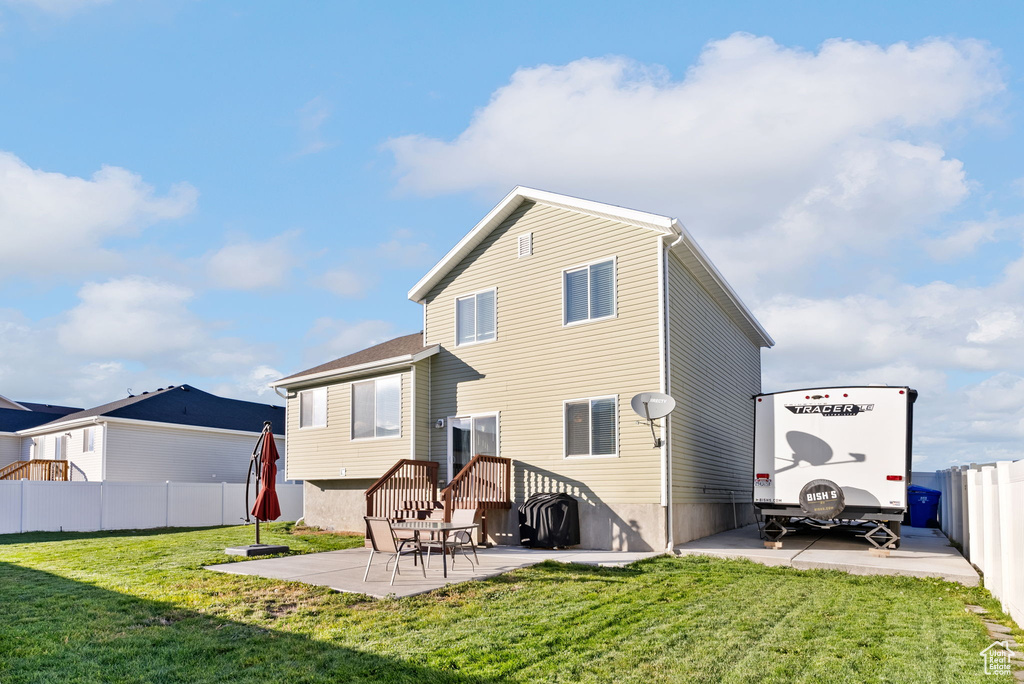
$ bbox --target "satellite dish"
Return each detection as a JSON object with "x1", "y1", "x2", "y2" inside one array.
[{"x1": 630, "y1": 392, "x2": 676, "y2": 420}]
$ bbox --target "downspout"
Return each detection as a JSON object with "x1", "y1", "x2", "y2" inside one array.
[
  {"x1": 98, "y1": 418, "x2": 107, "y2": 482},
  {"x1": 662, "y1": 228, "x2": 685, "y2": 553}
]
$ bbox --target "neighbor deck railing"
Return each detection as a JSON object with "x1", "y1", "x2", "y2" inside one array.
[{"x1": 0, "y1": 460, "x2": 69, "y2": 482}]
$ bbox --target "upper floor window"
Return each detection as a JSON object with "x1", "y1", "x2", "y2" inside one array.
[
  {"x1": 299, "y1": 387, "x2": 327, "y2": 428},
  {"x1": 564, "y1": 396, "x2": 617, "y2": 458},
  {"x1": 564, "y1": 258, "x2": 615, "y2": 325},
  {"x1": 83, "y1": 427, "x2": 95, "y2": 453},
  {"x1": 456, "y1": 289, "x2": 496, "y2": 346},
  {"x1": 352, "y1": 374, "x2": 401, "y2": 440},
  {"x1": 54, "y1": 435, "x2": 67, "y2": 460}
]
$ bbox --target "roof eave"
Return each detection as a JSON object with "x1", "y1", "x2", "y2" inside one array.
[
  {"x1": 665, "y1": 224, "x2": 774, "y2": 348},
  {"x1": 271, "y1": 345, "x2": 440, "y2": 389},
  {"x1": 407, "y1": 186, "x2": 677, "y2": 303}
]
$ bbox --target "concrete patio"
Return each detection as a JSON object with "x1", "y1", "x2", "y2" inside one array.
[
  {"x1": 205, "y1": 545, "x2": 661, "y2": 598},
  {"x1": 674, "y1": 523, "x2": 979, "y2": 586}
]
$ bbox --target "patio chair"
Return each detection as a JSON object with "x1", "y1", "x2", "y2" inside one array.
[
  {"x1": 422, "y1": 508, "x2": 479, "y2": 570},
  {"x1": 363, "y1": 516, "x2": 426, "y2": 585}
]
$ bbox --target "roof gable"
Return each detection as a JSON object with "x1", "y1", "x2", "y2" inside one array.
[
  {"x1": 273, "y1": 332, "x2": 438, "y2": 388},
  {"x1": 407, "y1": 186, "x2": 773, "y2": 348}
]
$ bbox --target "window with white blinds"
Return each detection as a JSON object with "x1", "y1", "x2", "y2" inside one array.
[
  {"x1": 456, "y1": 289, "x2": 496, "y2": 345},
  {"x1": 564, "y1": 259, "x2": 615, "y2": 325},
  {"x1": 352, "y1": 374, "x2": 402, "y2": 439},
  {"x1": 564, "y1": 396, "x2": 617, "y2": 457},
  {"x1": 299, "y1": 387, "x2": 327, "y2": 428}
]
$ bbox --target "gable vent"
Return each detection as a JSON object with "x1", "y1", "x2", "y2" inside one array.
[{"x1": 517, "y1": 232, "x2": 533, "y2": 258}]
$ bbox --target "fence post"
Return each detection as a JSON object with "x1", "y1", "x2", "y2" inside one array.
[
  {"x1": 221, "y1": 481, "x2": 227, "y2": 525},
  {"x1": 165, "y1": 481, "x2": 170, "y2": 528},
  {"x1": 966, "y1": 467, "x2": 983, "y2": 568},
  {"x1": 19, "y1": 478, "x2": 25, "y2": 534},
  {"x1": 995, "y1": 462, "x2": 1014, "y2": 607}
]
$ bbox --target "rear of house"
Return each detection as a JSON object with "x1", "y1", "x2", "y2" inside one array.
[{"x1": 276, "y1": 187, "x2": 772, "y2": 550}]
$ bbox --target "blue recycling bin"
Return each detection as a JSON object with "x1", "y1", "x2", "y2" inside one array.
[{"x1": 908, "y1": 484, "x2": 941, "y2": 527}]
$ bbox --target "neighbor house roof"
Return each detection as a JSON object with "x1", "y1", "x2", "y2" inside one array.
[
  {"x1": 406, "y1": 186, "x2": 773, "y2": 348},
  {"x1": 272, "y1": 332, "x2": 440, "y2": 388},
  {"x1": 0, "y1": 408, "x2": 68, "y2": 433},
  {"x1": 19, "y1": 385, "x2": 284, "y2": 435},
  {"x1": 17, "y1": 402, "x2": 83, "y2": 416}
]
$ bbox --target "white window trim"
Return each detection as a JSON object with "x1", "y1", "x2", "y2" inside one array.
[
  {"x1": 350, "y1": 372, "x2": 403, "y2": 441},
  {"x1": 298, "y1": 387, "x2": 328, "y2": 430},
  {"x1": 561, "y1": 256, "x2": 617, "y2": 327},
  {"x1": 83, "y1": 427, "x2": 95, "y2": 453},
  {"x1": 562, "y1": 395, "x2": 619, "y2": 459},
  {"x1": 453, "y1": 287, "x2": 498, "y2": 347},
  {"x1": 445, "y1": 411, "x2": 500, "y2": 483}
]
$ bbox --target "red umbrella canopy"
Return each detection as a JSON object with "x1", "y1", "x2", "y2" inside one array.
[{"x1": 251, "y1": 429, "x2": 282, "y2": 522}]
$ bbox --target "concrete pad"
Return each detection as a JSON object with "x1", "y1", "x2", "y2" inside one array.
[
  {"x1": 205, "y1": 546, "x2": 660, "y2": 599},
  {"x1": 675, "y1": 523, "x2": 979, "y2": 586}
]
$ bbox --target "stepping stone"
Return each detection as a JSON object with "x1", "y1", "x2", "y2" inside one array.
[
  {"x1": 987, "y1": 623, "x2": 1012, "y2": 634},
  {"x1": 966, "y1": 605, "x2": 988, "y2": 614}
]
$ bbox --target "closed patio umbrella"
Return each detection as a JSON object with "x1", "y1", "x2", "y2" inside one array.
[
  {"x1": 226, "y1": 421, "x2": 289, "y2": 556},
  {"x1": 251, "y1": 423, "x2": 282, "y2": 523}
]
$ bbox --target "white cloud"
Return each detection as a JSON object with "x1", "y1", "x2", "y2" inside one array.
[
  {"x1": 206, "y1": 232, "x2": 300, "y2": 290},
  {"x1": 316, "y1": 268, "x2": 367, "y2": 298},
  {"x1": 386, "y1": 34, "x2": 1002, "y2": 292},
  {"x1": 0, "y1": 152, "x2": 197, "y2": 278},
  {"x1": 58, "y1": 277, "x2": 205, "y2": 359},
  {"x1": 302, "y1": 318, "x2": 399, "y2": 366},
  {"x1": 925, "y1": 214, "x2": 1023, "y2": 261},
  {"x1": 1, "y1": 0, "x2": 111, "y2": 16},
  {"x1": 295, "y1": 96, "x2": 334, "y2": 157}
]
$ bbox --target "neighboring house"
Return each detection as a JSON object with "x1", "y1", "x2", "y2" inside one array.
[
  {"x1": 9, "y1": 385, "x2": 286, "y2": 483},
  {"x1": 0, "y1": 399, "x2": 81, "y2": 469},
  {"x1": 272, "y1": 187, "x2": 773, "y2": 551}
]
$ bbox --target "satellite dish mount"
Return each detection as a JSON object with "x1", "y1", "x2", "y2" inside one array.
[{"x1": 630, "y1": 392, "x2": 677, "y2": 448}]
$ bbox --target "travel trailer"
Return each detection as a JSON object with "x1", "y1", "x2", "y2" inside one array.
[{"x1": 752, "y1": 386, "x2": 917, "y2": 548}]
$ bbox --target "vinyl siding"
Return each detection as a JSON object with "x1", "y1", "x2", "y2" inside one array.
[
  {"x1": 104, "y1": 422, "x2": 282, "y2": 483},
  {"x1": 22, "y1": 425, "x2": 106, "y2": 480},
  {"x1": 424, "y1": 201, "x2": 663, "y2": 505},
  {"x1": 415, "y1": 361, "x2": 431, "y2": 460},
  {"x1": 284, "y1": 368, "x2": 417, "y2": 481},
  {"x1": 0, "y1": 435, "x2": 20, "y2": 468},
  {"x1": 667, "y1": 249, "x2": 761, "y2": 503}
]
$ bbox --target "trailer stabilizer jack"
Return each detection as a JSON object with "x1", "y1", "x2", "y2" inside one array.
[
  {"x1": 762, "y1": 518, "x2": 789, "y2": 542},
  {"x1": 860, "y1": 522, "x2": 900, "y2": 550}
]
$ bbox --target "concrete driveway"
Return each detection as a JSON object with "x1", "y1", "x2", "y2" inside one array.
[{"x1": 674, "y1": 523, "x2": 979, "y2": 586}]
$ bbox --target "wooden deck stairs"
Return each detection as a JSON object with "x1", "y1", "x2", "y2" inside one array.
[{"x1": 0, "y1": 460, "x2": 70, "y2": 481}]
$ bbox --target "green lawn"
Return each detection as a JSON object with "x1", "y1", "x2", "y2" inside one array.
[{"x1": 0, "y1": 524, "x2": 1019, "y2": 683}]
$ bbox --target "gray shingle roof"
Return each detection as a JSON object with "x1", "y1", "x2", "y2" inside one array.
[{"x1": 276, "y1": 332, "x2": 428, "y2": 383}]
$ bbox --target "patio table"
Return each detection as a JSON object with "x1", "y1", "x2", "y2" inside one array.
[{"x1": 389, "y1": 520, "x2": 480, "y2": 579}]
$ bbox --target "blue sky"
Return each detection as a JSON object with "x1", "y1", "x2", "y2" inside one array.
[{"x1": 1, "y1": 1, "x2": 1022, "y2": 469}]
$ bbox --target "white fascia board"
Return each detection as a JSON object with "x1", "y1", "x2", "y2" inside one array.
[
  {"x1": 407, "y1": 186, "x2": 677, "y2": 302},
  {"x1": 0, "y1": 393, "x2": 29, "y2": 410},
  {"x1": 270, "y1": 345, "x2": 440, "y2": 389},
  {"x1": 666, "y1": 222, "x2": 774, "y2": 348},
  {"x1": 17, "y1": 415, "x2": 282, "y2": 439}
]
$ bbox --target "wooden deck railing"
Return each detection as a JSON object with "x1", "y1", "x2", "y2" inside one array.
[
  {"x1": 440, "y1": 454, "x2": 512, "y2": 522},
  {"x1": 0, "y1": 460, "x2": 70, "y2": 481},
  {"x1": 364, "y1": 459, "x2": 439, "y2": 521}
]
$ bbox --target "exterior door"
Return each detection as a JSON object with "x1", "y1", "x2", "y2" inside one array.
[{"x1": 446, "y1": 414, "x2": 498, "y2": 481}]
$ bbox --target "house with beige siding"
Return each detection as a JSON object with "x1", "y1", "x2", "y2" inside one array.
[
  {"x1": 4, "y1": 385, "x2": 286, "y2": 484},
  {"x1": 273, "y1": 187, "x2": 773, "y2": 551}
]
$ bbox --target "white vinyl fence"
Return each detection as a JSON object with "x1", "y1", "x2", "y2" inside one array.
[
  {"x1": 926, "y1": 461, "x2": 1024, "y2": 627},
  {"x1": 0, "y1": 480, "x2": 303, "y2": 534}
]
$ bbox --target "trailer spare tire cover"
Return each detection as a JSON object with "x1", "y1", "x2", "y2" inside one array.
[{"x1": 799, "y1": 479, "x2": 846, "y2": 518}]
